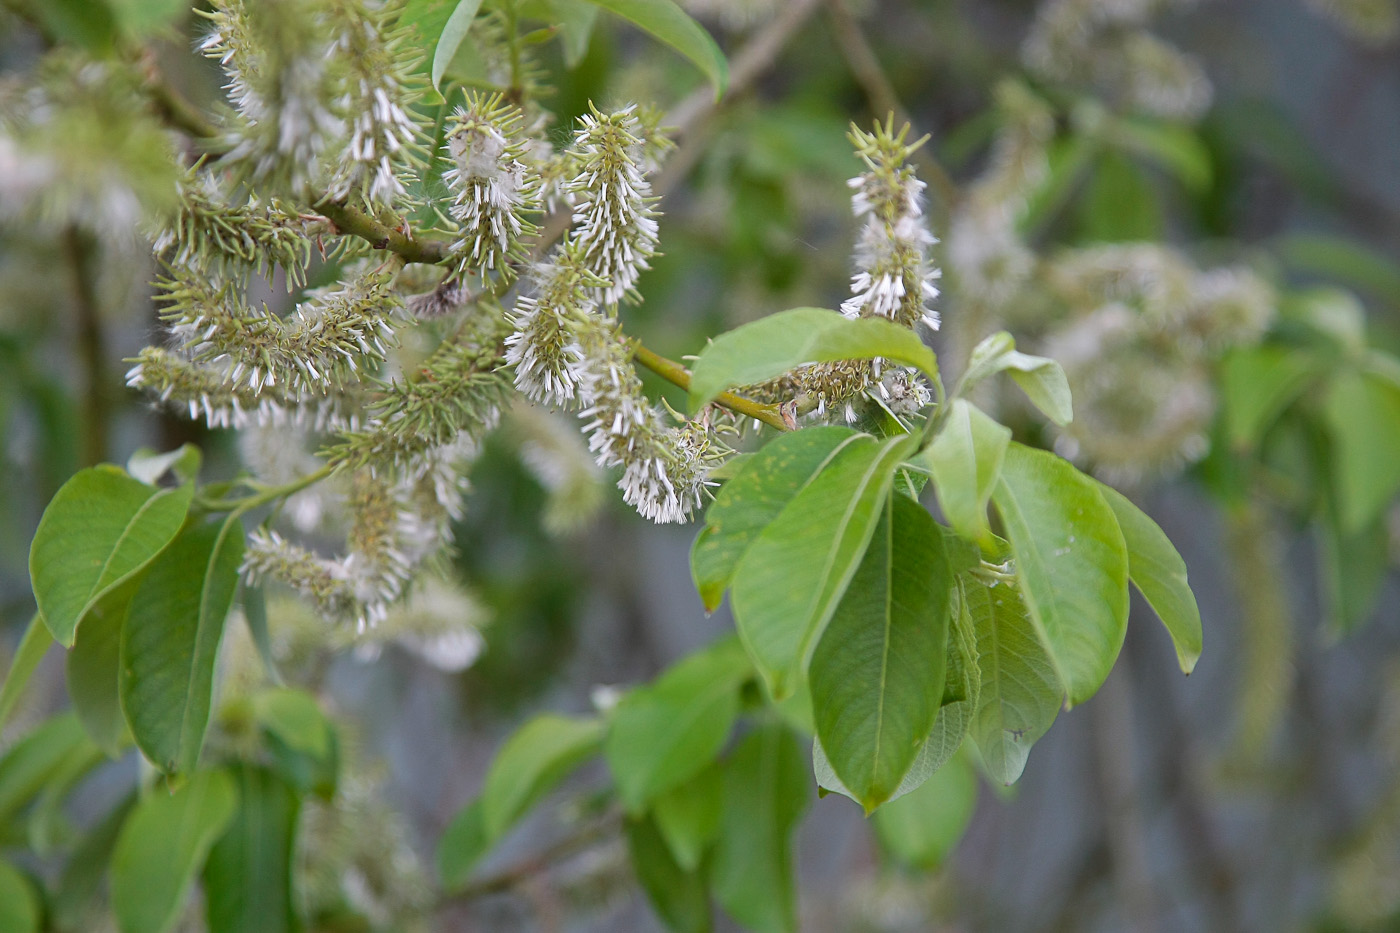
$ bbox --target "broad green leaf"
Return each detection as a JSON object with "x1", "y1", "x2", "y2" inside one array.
[
  {"x1": 712, "y1": 725, "x2": 808, "y2": 933},
  {"x1": 1323, "y1": 372, "x2": 1400, "y2": 533},
  {"x1": 1094, "y1": 483, "x2": 1203, "y2": 674},
  {"x1": 689, "y1": 308, "x2": 938, "y2": 412},
  {"x1": 240, "y1": 584, "x2": 282, "y2": 686},
  {"x1": 26, "y1": 728, "x2": 104, "y2": 856},
  {"x1": 251, "y1": 688, "x2": 333, "y2": 762},
  {"x1": 917, "y1": 399, "x2": 1010, "y2": 545},
  {"x1": 991, "y1": 444, "x2": 1128, "y2": 706},
  {"x1": 809, "y1": 495, "x2": 952, "y2": 811},
  {"x1": 963, "y1": 577, "x2": 1060, "y2": 785},
  {"x1": 731, "y1": 433, "x2": 917, "y2": 699},
  {"x1": 0, "y1": 615, "x2": 51, "y2": 733},
  {"x1": 626, "y1": 814, "x2": 711, "y2": 933},
  {"x1": 30, "y1": 466, "x2": 193, "y2": 647},
  {"x1": 1108, "y1": 115, "x2": 1212, "y2": 192},
  {"x1": 1276, "y1": 233, "x2": 1400, "y2": 307},
  {"x1": 203, "y1": 766, "x2": 300, "y2": 933},
  {"x1": 606, "y1": 637, "x2": 751, "y2": 811},
  {"x1": 1319, "y1": 506, "x2": 1389, "y2": 637},
  {"x1": 121, "y1": 518, "x2": 245, "y2": 774},
  {"x1": 1078, "y1": 150, "x2": 1163, "y2": 242},
  {"x1": 111, "y1": 770, "x2": 238, "y2": 933},
  {"x1": 691, "y1": 427, "x2": 859, "y2": 611},
  {"x1": 813, "y1": 594, "x2": 975, "y2": 808},
  {"x1": 437, "y1": 801, "x2": 487, "y2": 890},
  {"x1": 20, "y1": 0, "x2": 118, "y2": 53},
  {"x1": 53, "y1": 793, "x2": 137, "y2": 931},
  {"x1": 0, "y1": 859, "x2": 39, "y2": 933},
  {"x1": 651, "y1": 763, "x2": 723, "y2": 872},
  {"x1": 1282, "y1": 287, "x2": 1367, "y2": 351},
  {"x1": 0, "y1": 714, "x2": 96, "y2": 827},
  {"x1": 581, "y1": 0, "x2": 727, "y2": 98},
  {"x1": 67, "y1": 583, "x2": 135, "y2": 755},
  {"x1": 872, "y1": 748, "x2": 977, "y2": 869},
  {"x1": 481, "y1": 714, "x2": 603, "y2": 839},
  {"x1": 959, "y1": 332, "x2": 1072, "y2": 426},
  {"x1": 519, "y1": 0, "x2": 599, "y2": 66},
  {"x1": 1221, "y1": 346, "x2": 1319, "y2": 449},
  {"x1": 431, "y1": 0, "x2": 485, "y2": 90},
  {"x1": 126, "y1": 445, "x2": 201, "y2": 486}
]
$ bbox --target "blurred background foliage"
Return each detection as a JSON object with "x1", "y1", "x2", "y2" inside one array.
[{"x1": 3, "y1": 0, "x2": 1400, "y2": 930}]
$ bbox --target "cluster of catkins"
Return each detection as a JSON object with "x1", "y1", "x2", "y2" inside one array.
[{"x1": 121, "y1": 0, "x2": 943, "y2": 633}]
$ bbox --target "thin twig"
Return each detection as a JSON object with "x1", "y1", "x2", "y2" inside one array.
[
  {"x1": 63, "y1": 226, "x2": 108, "y2": 467},
  {"x1": 439, "y1": 812, "x2": 620, "y2": 904},
  {"x1": 630, "y1": 342, "x2": 790, "y2": 431},
  {"x1": 825, "y1": 0, "x2": 959, "y2": 218}
]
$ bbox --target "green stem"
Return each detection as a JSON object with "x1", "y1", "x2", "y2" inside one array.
[
  {"x1": 630, "y1": 342, "x2": 790, "y2": 431},
  {"x1": 315, "y1": 199, "x2": 450, "y2": 266},
  {"x1": 196, "y1": 464, "x2": 335, "y2": 514}
]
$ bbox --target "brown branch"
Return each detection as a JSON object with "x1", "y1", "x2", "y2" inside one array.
[
  {"x1": 64, "y1": 227, "x2": 109, "y2": 467},
  {"x1": 825, "y1": 0, "x2": 959, "y2": 219},
  {"x1": 314, "y1": 198, "x2": 450, "y2": 266},
  {"x1": 438, "y1": 812, "x2": 620, "y2": 904}
]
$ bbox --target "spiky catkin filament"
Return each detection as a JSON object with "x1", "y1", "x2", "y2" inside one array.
[
  {"x1": 152, "y1": 176, "x2": 317, "y2": 286},
  {"x1": 443, "y1": 92, "x2": 540, "y2": 280},
  {"x1": 325, "y1": 308, "x2": 512, "y2": 471},
  {"x1": 505, "y1": 246, "x2": 606, "y2": 404},
  {"x1": 568, "y1": 316, "x2": 713, "y2": 523},
  {"x1": 841, "y1": 119, "x2": 942, "y2": 330},
  {"x1": 567, "y1": 104, "x2": 660, "y2": 306},
  {"x1": 155, "y1": 267, "x2": 400, "y2": 397}
]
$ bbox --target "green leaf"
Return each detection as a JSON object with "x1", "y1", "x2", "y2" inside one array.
[
  {"x1": 111, "y1": 770, "x2": 238, "y2": 933},
  {"x1": 19, "y1": 0, "x2": 118, "y2": 53},
  {"x1": 251, "y1": 689, "x2": 333, "y2": 763},
  {"x1": 431, "y1": 0, "x2": 486, "y2": 90},
  {"x1": 1319, "y1": 506, "x2": 1389, "y2": 637},
  {"x1": 691, "y1": 427, "x2": 859, "y2": 611},
  {"x1": 1221, "y1": 346, "x2": 1320, "y2": 449},
  {"x1": 1276, "y1": 233, "x2": 1400, "y2": 308},
  {"x1": 30, "y1": 466, "x2": 193, "y2": 647},
  {"x1": 581, "y1": 0, "x2": 727, "y2": 98},
  {"x1": 712, "y1": 725, "x2": 808, "y2": 933},
  {"x1": 731, "y1": 433, "x2": 918, "y2": 699},
  {"x1": 1094, "y1": 483, "x2": 1203, "y2": 674},
  {"x1": 917, "y1": 399, "x2": 1010, "y2": 546},
  {"x1": 959, "y1": 332, "x2": 1072, "y2": 426},
  {"x1": 1078, "y1": 150, "x2": 1163, "y2": 242},
  {"x1": 0, "y1": 616, "x2": 52, "y2": 733},
  {"x1": 203, "y1": 766, "x2": 300, "y2": 933},
  {"x1": 126, "y1": 445, "x2": 201, "y2": 486},
  {"x1": 872, "y1": 748, "x2": 977, "y2": 869},
  {"x1": 53, "y1": 793, "x2": 137, "y2": 931},
  {"x1": 0, "y1": 859, "x2": 40, "y2": 933},
  {"x1": 66, "y1": 583, "x2": 134, "y2": 755},
  {"x1": 481, "y1": 714, "x2": 604, "y2": 840},
  {"x1": 626, "y1": 814, "x2": 712, "y2": 933},
  {"x1": 239, "y1": 584, "x2": 283, "y2": 686},
  {"x1": 437, "y1": 801, "x2": 487, "y2": 891},
  {"x1": 651, "y1": 763, "x2": 723, "y2": 872},
  {"x1": 106, "y1": 0, "x2": 187, "y2": 37},
  {"x1": 809, "y1": 494, "x2": 952, "y2": 811},
  {"x1": 0, "y1": 714, "x2": 95, "y2": 827},
  {"x1": 991, "y1": 444, "x2": 1128, "y2": 706},
  {"x1": 689, "y1": 308, "x2": 938, "y2": 412},
  {"x1": 963, "y1": 576, "x2": 1060, "y2": 785},
  {"x1": 121, "y1": 518, "x2": 245, "y2": 774},
  {"x1": 606, "y1": 637, "x2": 751, "y2": 811},
  {"x1": 1323, "y1": 372, "x2": 1400, "y2": 533},
  {"x1": 815, "y1": 582, "x2": 978, "y2": 804},
  {"x1": 1108, "y1": 115, "x2": 1212, "y2": 192},
  {"x1": 519, "y1": 0, "x2": 599, "y2": 66}
]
